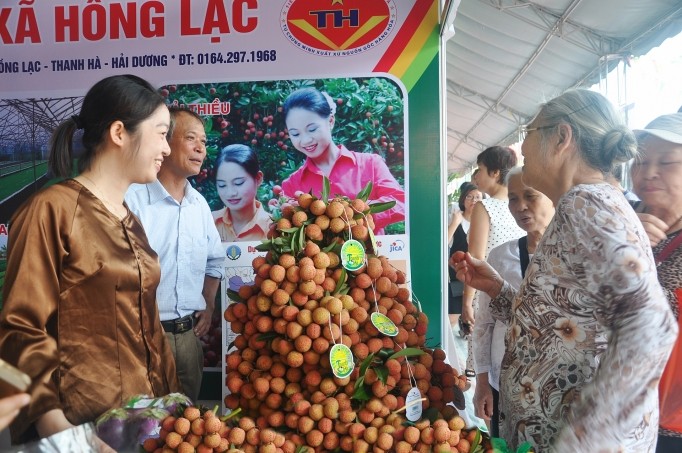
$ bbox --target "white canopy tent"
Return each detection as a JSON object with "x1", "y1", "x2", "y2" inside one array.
[{"x1": 442, "y1": 0, "x2": 682, "y2": 175}]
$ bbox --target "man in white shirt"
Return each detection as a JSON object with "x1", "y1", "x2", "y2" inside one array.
[{"x1": 126, "y1": 107, "x2": 225, "y2": 401}]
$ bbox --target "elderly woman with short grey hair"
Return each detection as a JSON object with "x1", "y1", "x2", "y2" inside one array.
[
  {"x1": 631, "y1": 112, "x2": 682, "y2": 452},
  {"x1": 452, "y1": 89, "x2": 677, "y2": 452}
]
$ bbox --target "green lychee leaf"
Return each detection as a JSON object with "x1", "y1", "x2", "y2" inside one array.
[
  {"x1": 357, "y1": 181, "x2": 372, "y2": 202},
  {"x1": 368, "y1": 227, "x2": 378, "y2": 255},
  {"x1": 358, "y1": 352, "x2": 375, "y2": 377},
  {"x1": 470, "y1": 429, "x2": 482, "y2": 451},
  {"x1": 225, "y1": 289, "x2": 243, "y2": 303},
  {"x1": 322, "y1": 176, "x2": 331, "y2": 203},
  {"x1": 422, "y1": 407, "x2": 439, "y2": 423},
  {"x1": 375, "y1": 365, "x2": 389, "y2": 385},
  {"x1": 352, "y1": 384, "x2": 372, "y2": 401},
  {"x1": 388, "y1": 348, "x2": 424, "y2": 360},
  {"x1": 257, "y1": 332, "x2": 279, "y2": 342},
  {"x1": 368, "y1": 200, "x2": 396, "y2": 214},
  {"x1": 298, "y1": 225, "x2": 306, "y2": 254},
  {"x1": 255, "y1": 240, "x2": 272, "y2": 252},
  {"x1": 333, "y1": 268, "x2": 347, "y2": 294}
]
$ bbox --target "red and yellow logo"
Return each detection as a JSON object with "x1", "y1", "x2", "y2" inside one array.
[{"x1": 281, "y1": 0, "x2": 396, "y2": 56}]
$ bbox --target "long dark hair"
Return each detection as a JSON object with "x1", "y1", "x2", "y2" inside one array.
[
  {"x1": 49, "y1": 74, "x2": 165, "y2": 177},
  {"x1": 215, "y1": 144, "x2": 260, "y2": 179}
]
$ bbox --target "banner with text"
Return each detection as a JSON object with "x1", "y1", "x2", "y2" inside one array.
[{"x1": 0, "y1": 0, "x2": 442, "y2": 402}]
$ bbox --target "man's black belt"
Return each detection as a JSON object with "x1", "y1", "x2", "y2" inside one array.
[{"x1": 161, "y1": 315, "x2": 194, "y2": 334}]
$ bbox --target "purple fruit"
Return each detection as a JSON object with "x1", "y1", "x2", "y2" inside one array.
[
  {"x1": 95, "y1": 408, "x2": 130, "y2": 451},
  {"x1": 131, "y1": 407, "x2": 170, "y2": 443},
  {"x1": 160, "y1": 392, "x2": 193, "y2": 414}
]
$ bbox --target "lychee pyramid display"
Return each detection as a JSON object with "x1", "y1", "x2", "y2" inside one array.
[{"x1": 220, "y1": 179, "x2": 492, "y2": 452}]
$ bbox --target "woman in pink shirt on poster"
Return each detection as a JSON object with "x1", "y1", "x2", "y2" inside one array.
[
  {"x1": 281, "y1": 87, "x2": 405, "y2": 233},
  {"x1": 212, "y1": 144, "x2": 273, "y2": 242}
]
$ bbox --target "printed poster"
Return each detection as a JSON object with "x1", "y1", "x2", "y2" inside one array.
[{"x1": 0, "y1": 0, "x2": 442, "y2": 405}]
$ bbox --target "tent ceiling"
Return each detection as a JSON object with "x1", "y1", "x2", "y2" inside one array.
[{"x1": 444, "y1": 0, "x2": 682, "y2": 174}]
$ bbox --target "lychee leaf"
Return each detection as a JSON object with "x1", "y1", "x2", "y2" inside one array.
[
  {"x1": 358, "y1": 353, "x2": 375, "y2": 377},
  {"x1": 388, "y1": 348, "x2": 424, "y2": 360},
  {"x1": 323, "y1": 241, "x2": 343, "y2": 255},
  {"x1": 377, "y1": 348, "x2": 393, "y2": 360},
  {"x1": 368, "y1": 227, "x2": 378, "y2": 255},
  {"x1": 333, "y1": 269, "x2": 347, "y2": 294},
  {"x1": 298, "y1": 225, "x2": 306, "y2": 253},
  {"x1": 470, "y1": 428, "x2": 482, "y2": 451},
  {"x1": 368, "y1": 201, "x2": 396, "y2": 214},
  {"x1": 352, "y1": 384, "x2": 372, "y2": 401},
  {"x1": 225, "y1": 289, "x2": 243, "y2": 303},
  {"x1": 357, "y1": 181, "x2": 372, "y2": 202},
  {"x1": 322, "y1": 241, "x2": 337, "y2": 253},
  {"x1": 375, "y1": 365, "x2": 389, "y2": 384},
  {"x1": 289, "y1": 230, "x2": 297, "y2": 253},
  {"x1": 257, "y1": 332, "x2": 279, "y2": 342},
  {"x1": 280, "y1": 227, "x2": 299, "y2": 233},
  {"x1": 322, "y1": 176, "x2": 330, "y2": 203},
  {"x1": 255, "y1": 241, "x2": 272, "y2": 251},
  {"x1": 422, "y1": 407, "x2": 439, "y2": 423},
  {"x1": 354, "y1": 375, "x2": 365, "y2": 391}
]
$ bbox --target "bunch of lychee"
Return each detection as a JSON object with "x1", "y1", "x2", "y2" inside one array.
[{"x1": 222, "y1": 189, "x2": 477, "y2": 452}]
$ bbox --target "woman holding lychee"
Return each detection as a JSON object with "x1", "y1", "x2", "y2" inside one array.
[
  {"x1": 212, "y1": 144, "x2": 272, "y2": 242},
  {"x1": 281, "y1": 87, "x2": 405, "y2": 234}
]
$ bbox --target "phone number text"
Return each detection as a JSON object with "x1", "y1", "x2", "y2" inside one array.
[{"x1": 180, "y1": 50, "x2": 277, "y2": 66}]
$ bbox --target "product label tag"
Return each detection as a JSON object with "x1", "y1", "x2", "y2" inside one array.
[
  {"x1": 371, "y1": 311, "x2": 398, "y2": 337},
  {"x1": 341, "y1": 239, "x2": 366, "y2": 271},
  {"x1": 405, "y1": 387, "x2": 423, "y2": 421},
  {"x1": 329, "y1": 343, "x2": 354, "y2": 379}
]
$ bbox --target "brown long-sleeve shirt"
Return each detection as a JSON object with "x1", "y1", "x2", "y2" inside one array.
[{"x1": 0, "y1": 179, "x2": 180, "y2": 443}]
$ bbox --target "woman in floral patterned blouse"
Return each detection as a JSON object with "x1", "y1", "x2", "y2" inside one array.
[
  {"x1": 631, "y1": 112, "x2": 682, "y2": 452},
  {"x1": 452, "y1": 89, "x2": 677, "y2": 452}
]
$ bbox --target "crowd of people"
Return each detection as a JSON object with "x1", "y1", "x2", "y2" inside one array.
[
  {"x1": 449, "y1": 91, "x2": 682, "y2": 451},
  {"x1": 0, "y1": 72, "x2": 680, "y2": 453}
]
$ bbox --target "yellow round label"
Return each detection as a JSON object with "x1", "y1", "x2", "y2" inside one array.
[
  {"x1": 329, "y1": 344, "x2": 354, "y2": 379},
  {"x1": 341, "y1": 239, "x2": 366, "y2": 271},
  {"x1": 371, "y1": 312, "x2": 398, "y2": 337}
]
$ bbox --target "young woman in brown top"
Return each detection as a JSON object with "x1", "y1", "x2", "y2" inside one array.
[{"x1": 0, "y1": 74, "x2": 181, "y2": 445}]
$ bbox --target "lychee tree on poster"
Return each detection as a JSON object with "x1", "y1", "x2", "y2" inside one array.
[{"x1": 159, "y1": 77, "x2": 406, "y2": 234}]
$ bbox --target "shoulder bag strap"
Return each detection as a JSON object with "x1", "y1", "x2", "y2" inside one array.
[
  {"x1": 518, "y1": 236, "x2": 530, "y2": 278},
  {"x1": 655, "y1": 231, "x2": 682, "y2": 266}
]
